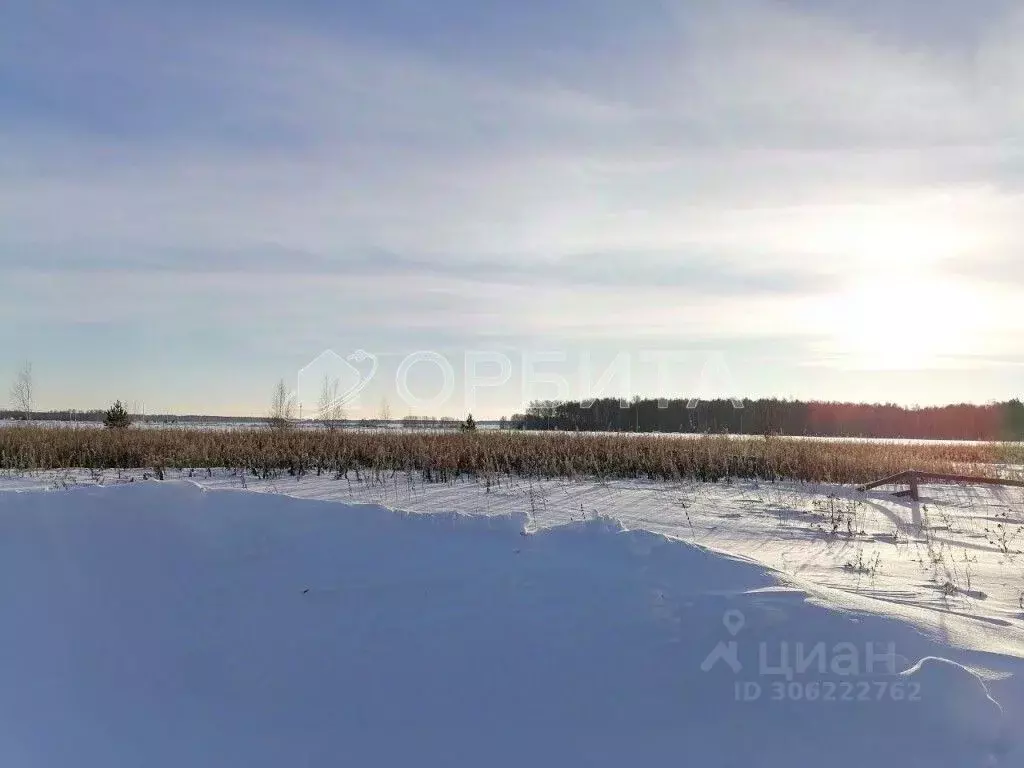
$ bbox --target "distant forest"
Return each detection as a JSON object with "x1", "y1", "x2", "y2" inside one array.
[
  {"x1": 507, "y1": 398, "x2": 1024, "y2": 441},
  {"x1": 7, "y1": 400, "x2": 1024, "y2": 441}
]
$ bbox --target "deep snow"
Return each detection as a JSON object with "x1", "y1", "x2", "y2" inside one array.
[
  {"x1": 7, "y1": 467, "x2": 1022, "y2": 660},
  {"x1": 1, "y1": 480, "x2": 1023, "y2": 766}
]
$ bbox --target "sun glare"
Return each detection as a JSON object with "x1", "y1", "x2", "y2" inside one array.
[
  {"x1": 823, "y1": 275, "x2": 988, "y2": 370},
  {"x1": 800, "y1": 197, "x2": 999, "y2": 370}
]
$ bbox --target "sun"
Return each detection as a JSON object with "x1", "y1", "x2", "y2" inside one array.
[
  {"x1": 823, "y1": 277, "x2": 964, "y2": 369},
  {"x1": 806, "y1": 198, "x2": 994, "y2": 370}
]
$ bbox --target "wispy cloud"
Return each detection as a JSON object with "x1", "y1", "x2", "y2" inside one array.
[{"x1": 2, "y1": 0, "x2": 1023, "y2": 411}]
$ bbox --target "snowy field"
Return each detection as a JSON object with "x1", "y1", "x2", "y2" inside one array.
[
  {"x1": 0, "y1": 419, "x2": 490, "y2": 432},
  {"x1": 6, "y1": 467, "x2": 1022, "y2": 659},
  {"x1": 2, "y1": 474, "x2": 1023, "y2": 765}
]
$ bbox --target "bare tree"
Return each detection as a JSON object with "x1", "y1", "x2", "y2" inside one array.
[
  {"x1": 377, "y1": 396, "x2": 391, "y2": 426},
  {"x1": 9, "y1": 361, "x2": 33, "y2": 420},
  {"x1": 129, "y1": 400, "x2": 146, "y2": 424},
  {"x1": 268, "y1": 379, "x2": 294, "y2": 429},
  {"x1": 317, "y1": 374, "x2": 345, "y2": 430}
]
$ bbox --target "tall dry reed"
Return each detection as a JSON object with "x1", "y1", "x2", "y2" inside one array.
[{"x1": 1, "y1": 425, "x2": 1019, "y2": 484}]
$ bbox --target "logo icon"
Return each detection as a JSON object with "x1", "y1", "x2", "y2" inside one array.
[
  {"x1": 701, "y1": 609, "x2": 746, "y2": 673},
  {"x1": 297, "y1": 349, "x2": 378, "y2": 418}
]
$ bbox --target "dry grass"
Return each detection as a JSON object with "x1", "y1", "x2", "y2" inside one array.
[{"x1": 1, "y1": 425, "x2": 1020, "y2": 485}]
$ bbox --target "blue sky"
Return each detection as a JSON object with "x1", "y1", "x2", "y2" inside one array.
[{"x1": 2, "y1": 0, "x2": 1023, "y2": 417}]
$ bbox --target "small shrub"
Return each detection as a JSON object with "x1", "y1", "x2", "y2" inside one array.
[{"x1": 103, "y1": 401, "x2": 133, "y2": 429}]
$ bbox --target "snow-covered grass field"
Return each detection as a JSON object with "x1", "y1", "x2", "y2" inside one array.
[{"x1": 1, "y1": 477, "x2": 1022, "y2": 766}]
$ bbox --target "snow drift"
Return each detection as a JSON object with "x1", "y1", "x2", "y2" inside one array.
[{"x1": 0, "y1": 481, "x2": 1021, "y2": 766}]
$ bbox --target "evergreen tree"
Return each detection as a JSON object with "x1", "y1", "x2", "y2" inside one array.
[{"x1": 103, "y1": 400, "x2": 133, "y2": 429}]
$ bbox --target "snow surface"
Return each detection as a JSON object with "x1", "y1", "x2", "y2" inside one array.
[
  {"x1": 6, "y1": 467, "x2": 1022, "y2": 660},
  {"x1": 1, "y1": 479, "x2": 1023, "y2": 766}
]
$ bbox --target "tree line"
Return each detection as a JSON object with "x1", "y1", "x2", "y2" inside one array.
[{"x1": 507, "y1": 397, "x2": 1024, "y2": 441}]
